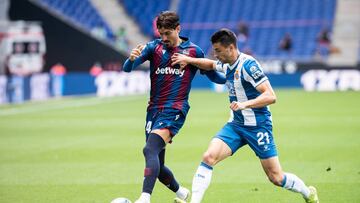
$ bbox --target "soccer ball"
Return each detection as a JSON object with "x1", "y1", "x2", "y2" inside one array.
[{"x1": 110, "y1": 197, "x2": 132, "y2": 203}]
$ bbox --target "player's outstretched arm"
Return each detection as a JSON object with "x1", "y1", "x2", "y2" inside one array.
[
  {"x1": 171, "y1": 53, "x2": 215, "y2": 71},
  {"x1": 204, "y1": 70, "x2": 226, "y2": 84},
  {"x1": 123, "y1": 44, "x2": 145, "y2": 72},
  {"x1": 230, "y1": 80, "x2": 277, "y2": 111}
]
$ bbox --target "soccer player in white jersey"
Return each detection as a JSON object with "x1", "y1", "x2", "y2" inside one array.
[{"x1": 171, "y1": 29, "x2": 319, "y2": 203}]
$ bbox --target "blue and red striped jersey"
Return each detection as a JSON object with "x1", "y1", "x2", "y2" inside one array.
[{"x1": 123, "y1": 37, "x2": 206, "y2": 115}]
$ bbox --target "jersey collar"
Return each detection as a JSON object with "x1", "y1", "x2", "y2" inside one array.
[
  {"x1": 228, "y1": 52, "x2": 241, "y2": 70},
  {"x1": 179, "y1": 36, "x2": 189, "y2": 48}
]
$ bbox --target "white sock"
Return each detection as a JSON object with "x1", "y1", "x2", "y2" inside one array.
[
  {"x1": 176, "y1": 186, "x2": 189, "y2": 200},
  {"x1": 282, "y1": 173, "x2": 310, "y2": 198},
  {"x1": 138, "y1": 192, "x2": 150, "y2": 202},
  {"x1": 190, "y1": 162, "x2": 213, "y2": 203}
]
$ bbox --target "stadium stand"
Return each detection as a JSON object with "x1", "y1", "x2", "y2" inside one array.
[
  {"x1": 38, "y1": 0, "x2": 114, "y2": 40},
  {"x1": 119, "y1": 0, "x2": 336, "y2": 61},
  {"x1": 35, "y1": 0, "x2": 338, "y2": 61},
  {"x1": 120, "y1": 0, "x2": 171, "y2": 36}
]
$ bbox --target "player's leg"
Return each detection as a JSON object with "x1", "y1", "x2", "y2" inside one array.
[
  {"x1": 135, "y1": 129, "x2": 171, "y2": 203},
  {"x1": 188, "y1": 138, "x2": 232, "y2": 203},
  {"x1": 158, "y1": 148, "x2": 178, "y2": 190},
  {"x1": 201, "y1": 138, "x2": 233, "y2": 166},
  {"x1": 149, "y1": 109, "x2": 189, "y2": 202},
  {"x1": 260, "y1": 157, "x2": 318, "y2": 203},
  {"x1": 158, "y1": 148, "x2": 189, "y2": 201},
  {"x1": 189, "y1": 123, "x2": 242, "y2": 203},
  {"x1": 245, "y1": 125, "x2": 318, "y2": 202}
]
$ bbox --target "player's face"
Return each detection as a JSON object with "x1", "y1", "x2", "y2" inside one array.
[
  {"x1": 212, "y1": 42, "x2": 233, "y2": 63},
  {"x1": 158, "y1": 26, "x2": 180, "y2": 47}
]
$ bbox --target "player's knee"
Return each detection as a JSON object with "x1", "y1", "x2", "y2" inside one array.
[
  {"x1": 267, "y1": 172, "x2": 284, "y2": 186},
  {"x1": 202, "y1": 151, "x2": 217, "y2": 166},
  {"x1": 143, "y1": 145, "x2": 155, "y2": 157}
]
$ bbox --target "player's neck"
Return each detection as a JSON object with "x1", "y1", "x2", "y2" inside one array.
[
  {"x1": 175, "y1": 37, "x2": 182, "y2": 47},
  {"x1": 229, "y1": 52, "x2": 240, "y2": 65}
]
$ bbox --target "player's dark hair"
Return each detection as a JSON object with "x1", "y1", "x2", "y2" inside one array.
[
  {"x1": 156, "y1": 11, "x2": 180, "y2": 30},
  {"x1": 211, "y1": 28, "x2": 238, "y2": 48}
]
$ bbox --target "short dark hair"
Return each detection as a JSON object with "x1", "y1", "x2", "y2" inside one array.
[
  {"x1": 211, "y1": 28, "x2": 238, "y2": 47},
  {"x1": 156, "y1": 11, "x2": 180, "y2": 30}
]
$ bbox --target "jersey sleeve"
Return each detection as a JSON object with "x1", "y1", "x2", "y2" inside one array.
[
  {"x1": 242, "y1": 59, "x2": 268, "y2": 87},
  {"x1": 204, "y1": 70, "x2": 226, "y2": 84},
  {"x1": 214, "y1": 60, "x2": 227, "y2": 73}
]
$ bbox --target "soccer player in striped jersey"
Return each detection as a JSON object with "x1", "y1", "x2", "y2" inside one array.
[
  {"x1": 122, "y1": 11, "x2": 226, "y2": 203},
  {"x1": 171, "y1": 29, "x2": 319, "y2": 203}
]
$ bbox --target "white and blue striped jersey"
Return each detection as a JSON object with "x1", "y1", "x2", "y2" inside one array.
[{"x1": 215, "y1": 53, "x2": 272, "y2": 127}]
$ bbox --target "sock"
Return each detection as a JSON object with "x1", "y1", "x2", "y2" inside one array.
[
  {"x1": 176, "y1": 186, "x2": 189, "y2": 200},
  {"x1": 190, "y1": 162, "x2": 213, "y2": 203},
  {"x1": 138, "y1": 192, "x2": 150, "y2": 202},
  {"x1": 158, "y1": 165, "x2": 180, "y2": 192},
  {"x1": 142, "y1": 133, "x2": 166, "y2": 194},
  {"x1": 157, "y1": 149, "x2": 180, "y2": 192},
  {"x1": 282, "y1": 172, "x2": 310, "y2": 198}
]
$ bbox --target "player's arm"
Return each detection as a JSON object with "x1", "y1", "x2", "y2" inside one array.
[
  {"x1": 203, "y1": 70, "x2": 226, "y2": 84},
  {"x1": 171, "y1": 53, "x2": 216, "y2": 71},
  {"x1": 172, "y1": 53, "x2": 225, "y2": 84},
  {"x1": 230, "y1": 59, "x2": 276, "y2": 111},
  {"x1": 123, "y1": 44, "x2": 147, "y2": 72},
  {"x1": 230, "y1": 80, "x2": 276, "y2": 111}
]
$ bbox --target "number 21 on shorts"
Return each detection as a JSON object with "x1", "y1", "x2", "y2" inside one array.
[{"x1": 257, "y1": 132, "x2": 270, "y2": 146}]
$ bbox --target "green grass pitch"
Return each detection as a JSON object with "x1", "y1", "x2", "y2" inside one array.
[{"x1": 0, "y1": 89, "x2": 359, "y2": 203}]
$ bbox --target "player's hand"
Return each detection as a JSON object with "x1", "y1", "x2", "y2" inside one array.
[
  {"x1": 171, "y1": 53, "x2": 188, "y2": 70},
  {"x1": 129, "y1": 44, "x2": 145, "y2": 61},
  {"x1": 230, "y1": 101, "x2": 246, "y2": 111}
]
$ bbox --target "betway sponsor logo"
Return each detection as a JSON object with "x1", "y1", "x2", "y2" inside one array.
[{"x1": 155, "y1": 67, "x2": 185, "y2": 77}]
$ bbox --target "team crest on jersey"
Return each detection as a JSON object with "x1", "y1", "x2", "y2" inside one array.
[
  {"x1": 234, "y1": 70, "x2": 240, "y2": 80},
  {"x1": 181, "y1": 49, "x2": 189, "y2": 55}
]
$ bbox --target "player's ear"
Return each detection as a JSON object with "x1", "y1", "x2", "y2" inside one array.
[
  {"x1": 176, "y1": 25, "x2": 181, "y2": 33},
  {"x1": 226, "y1": 44, "x2": 232, "y2": 52},
  {"x1": 229, "y1": 44, "x2": 236, "y2": 51}
]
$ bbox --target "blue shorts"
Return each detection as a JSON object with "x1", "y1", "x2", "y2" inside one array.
[
  {"x1": 145, "y1": 108, "x2": 186, "y2": 139},
  {"x1": 214, "y1": 122, "x2": 278, "y2": 159}
]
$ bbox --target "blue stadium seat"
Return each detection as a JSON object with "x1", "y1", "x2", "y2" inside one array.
[
  {"x1": 40, "y1": 0, "x2": 114, "y2": 40},
  {"x1": 120, "y1": 0, "x2": 170, "y2": 37},
  {"x1": 120, "y1": 0, "x2": 336, "y2": 60}
]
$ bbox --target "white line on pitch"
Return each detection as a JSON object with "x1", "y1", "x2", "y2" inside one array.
[{"x1": 0, "y1": 95, "x2": 145, "y2": 116}]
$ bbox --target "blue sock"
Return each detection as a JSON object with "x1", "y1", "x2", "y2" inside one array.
[{"x1": 142, "y1": 133, "x2": 166, "y2": 194}]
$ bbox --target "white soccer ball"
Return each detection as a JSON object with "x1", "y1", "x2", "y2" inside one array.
[{"x1": 110, "y1": 197, "x2": 132, "y2": 203}]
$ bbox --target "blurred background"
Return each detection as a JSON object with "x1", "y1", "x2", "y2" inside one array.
[{"x1": 0, "y1": 0, "x2": 359, "y2": 103}]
